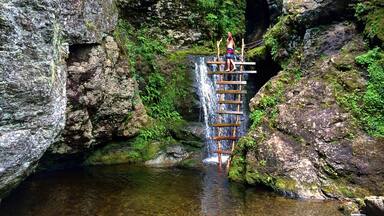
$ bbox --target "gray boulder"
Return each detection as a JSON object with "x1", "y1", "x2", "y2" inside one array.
[{"x1": 51, "y1": 36, "x2": 149, "y2": 154}]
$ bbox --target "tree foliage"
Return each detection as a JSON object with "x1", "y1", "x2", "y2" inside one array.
[{"x1": 198, "y1": 0, "x2": 246, "y2": 40}]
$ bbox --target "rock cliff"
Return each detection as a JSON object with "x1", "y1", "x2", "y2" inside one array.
[
  {"x1": 230, "y1": 0, "x2": 384, "y2": 199},
  {"x1": 0, "y1": 0, "x2": 147, "y2": 198},
  {"x1": 51, "y1": 36, "x2": 149, "y2": 154},
  {"x1": 0, "y1": 0, "x2": 67, "y2": 197},
  {"x1": 118, "y1": 0, "x2": 203, "y2": 47}
]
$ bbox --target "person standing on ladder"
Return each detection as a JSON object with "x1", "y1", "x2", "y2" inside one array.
[{"x1": 225, "y1": 32, "x2": 236, "y2": 72}]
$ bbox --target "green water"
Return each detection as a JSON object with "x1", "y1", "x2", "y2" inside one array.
[{"x1": 0, "y1": 165, "x2": 342, "y2": 216}]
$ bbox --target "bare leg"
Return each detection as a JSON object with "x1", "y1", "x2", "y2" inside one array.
[
  {"x1": 230, "y1": 59, "x2": 236, "y2": 71},
  {"x1": 225, "y1": 59, "x2": 230, "y2": 71}
]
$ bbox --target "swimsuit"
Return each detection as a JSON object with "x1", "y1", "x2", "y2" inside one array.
[{"x1": 226, "y1": 48, "x2": 235, "y2": 59}]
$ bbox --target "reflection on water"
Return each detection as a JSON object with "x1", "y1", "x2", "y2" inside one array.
[{"x1": 0, "y1": 165, "x2": 342, "y2": 216}]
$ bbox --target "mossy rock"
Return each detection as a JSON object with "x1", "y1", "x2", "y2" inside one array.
[
  {"x1": 85, "y1": 141, "x2": 161, "y2": 166},
  {"x1": 177, "y1": 158, "x2": 202, "y2": 169},
  {"x1": 322, "y1": 180, "x2": 371, "y2": 199},
  {"x1": 364, "y1": 7, "x2": 384, "y2": 46},
  {"x1": 247, "y1": 45, "x2": 267, "y2": 60}
]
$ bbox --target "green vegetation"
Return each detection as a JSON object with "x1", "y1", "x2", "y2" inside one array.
[
  {"x1": 114, "y1": 19, "x2": 213, "y2": 122},
  {"x1": 335, "y1": 48, "x2": 384, "y2": 138},
  {"x1": 114, "y1": 20, "x2": 169, "y2": 77},
  {"x1": 197, "y1": 0, "x2": 246, "y2": 40},
  {"x1": 354, "y1": 48, "x2": 384, "y2": 137},
  {"x1": 245, "y1": 169, "x2": 297, "y2": 193},
  {"x1": 85, "y1": 122, "x2": 178, "y2": 165},
  {"x1": 263, "y1": 15, "x2": 297, "y2": 61},
  {"x1": 249, "y1": 70, "x2": 299, "y2": 129},
  {"x1": 92, "y1": 19, "x2": 214, "y2": 164},
  {"x1": 322, "y1": 180, "x2": 370, "y2": 198},
  {"x1": 114, "y1": 19, "x2": 184, "y2": 160},
  {"x1": 247, "y1": 45, "x2": 267, "y2": 59},
  {"x1": 228, "y1": 154, "x2": 246, "y2": 182},
  {"x1": 355, "y1": 0, "x2": 384, "y2": 46}
]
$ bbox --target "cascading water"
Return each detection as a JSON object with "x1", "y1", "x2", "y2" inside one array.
[{"x1": 194, "y1": 57, "x2": 247, "y2": 164}]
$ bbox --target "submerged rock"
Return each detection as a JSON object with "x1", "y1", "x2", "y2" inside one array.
[{"x1": 0, "y1": 0, "x2": 67, "y2": 198}]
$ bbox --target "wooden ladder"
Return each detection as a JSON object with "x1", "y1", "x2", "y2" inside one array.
[{"x1": 206, "y1": 39, "x2": 257, "y2": 169}]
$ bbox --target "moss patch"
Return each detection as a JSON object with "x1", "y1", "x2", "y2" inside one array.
[
  {"x1": 322, "y1": 180, "x2": 371, "y2": 198},
  {"x1": 244, "y1": 168, "x2": 298, "y2": 194},
  {"x1": 331, "y1": 48, "x2": 384, "y2": 138},
  {"x1": 355, "y1": 1, "x2": 384, "y2": 46},
  {"x1": 247, "y1": 45, "x2": 267, "y2": 60},
  {"x1": 263, "y1": 15, "x2": 300, "y2": 62}
]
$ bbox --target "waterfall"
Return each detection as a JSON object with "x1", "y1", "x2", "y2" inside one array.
[{"x1": 194, "y1": 57, "x2": 247, "y2": 164}]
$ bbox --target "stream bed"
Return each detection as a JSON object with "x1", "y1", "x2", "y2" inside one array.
[{"x1": 0, "y1": 165, "x2": 342, "y2": 216}]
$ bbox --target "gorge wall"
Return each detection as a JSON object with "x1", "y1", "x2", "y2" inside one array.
[{"x1": 230, "y1": 0, "x2": 384, "y2": 200}]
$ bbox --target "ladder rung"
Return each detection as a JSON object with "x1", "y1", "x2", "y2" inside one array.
[
  {"x1": 212, "y1": 150, "x2": 232, "y2": 155},
  {"x1": 217, "y1": 110, "x2": 244, "y2": 115},
  {"x1": 216, "y1": 90, "x2": 247, "y2": 94},
  {"x1": 209, "y1": 123, "x2": 241, "y2": 127},
  {"x1": 216, "y1": 81, "x2": 247, "y2": 85},
  {"x1": 218, "y1": 100, "x2": 243, "y2": 104},
  {"x1": 206, "y1": 61, "x2": 256, "y2": 65},
  {"x1": 212, "y1": 136, "x2": 239, "y2": 141},
  {"x1": 208, "y1": 71, "x2": 257, "y2": 75}
]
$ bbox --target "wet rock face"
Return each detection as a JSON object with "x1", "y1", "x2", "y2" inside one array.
[
  {"x1": 52, "y1": 36, "x2": 149, "y2": 154},
  {"x1": 59, "y1": 0, "x2": 118, "y2": 44},
  {"x1": 0, "y1": 0, "x2": 67, "y2": 197},
  {"x1": 240, "y1": 22, "x2": 384, "y2": 199}
]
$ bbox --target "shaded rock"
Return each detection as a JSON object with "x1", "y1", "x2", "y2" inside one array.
[
  {"x1": 59, "y1": 0, "x2": 118, "y2": 44},
  {"x1": 51, "y1": 36, "x2": 149, "y2": 154},
  {"x1": 267, "y1": 0, "x2": 283, "y2": 22},
  {"x1": 364, "y1": 196, "x2": 384, "y2": 216},
  {"x1": 0, "y1": 0, "x2": 67, "y2": 198}
]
